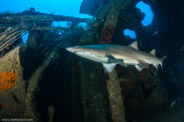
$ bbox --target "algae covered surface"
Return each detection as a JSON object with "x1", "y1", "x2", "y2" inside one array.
[
  {"x1": 0, "y1": 47, "x2": 26, "y2": 119},
  {"x1": 0, "y1": 0, "x2": 184, "y2": 122}
]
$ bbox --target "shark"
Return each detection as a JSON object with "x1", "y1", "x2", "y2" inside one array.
[{"x1": 66, "y1": 41, "x2": 166, "y2": 73}]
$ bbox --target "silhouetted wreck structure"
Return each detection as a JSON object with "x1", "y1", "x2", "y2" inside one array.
[
  {"x1": 0, "y1": 0, "x2": 184, "y2": 122},
  {"x1": 0, "y1": 7, "x2": 90, "y2": 55}
]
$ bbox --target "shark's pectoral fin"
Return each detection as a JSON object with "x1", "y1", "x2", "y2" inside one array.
[
  {"x1": 106, "y1": 55, "x2": 127, "y2": 67},
  {"x1": 102, "y1": 63, "x2": 117, "y2": 73},
  {"x1": 135, "y1": 64, "x2": 143, "y2": 71}
]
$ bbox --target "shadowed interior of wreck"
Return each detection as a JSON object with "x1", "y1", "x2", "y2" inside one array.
[{"x1": 0, "y1": 0, "x2": 184, "y2": 122}]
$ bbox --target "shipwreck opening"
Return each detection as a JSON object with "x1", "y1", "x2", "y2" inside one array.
[
  {"x1": 136, "y1": 1, "x2": 154, "y2": 26},
  {"x1": 21, "y1": 31, "x2": 29, "y2": 44},
  {"x1": 123, "y1": 29, "x2": 136, "y2": 39},
  {"x1": 52, "y1": 21, "x2": 72, "y2": 28}
]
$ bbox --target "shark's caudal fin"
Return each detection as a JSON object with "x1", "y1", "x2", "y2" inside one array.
[
  {"x1": 160, "y1": 55, "x2": 167, "y2": 69},
  {"x1": 161, "y1": 55, "x2": 167, "y2": 62}
]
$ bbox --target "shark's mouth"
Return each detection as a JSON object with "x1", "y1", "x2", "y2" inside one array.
[{"x1": 74, "y1": 51, "x2": 84, "y2": 53}]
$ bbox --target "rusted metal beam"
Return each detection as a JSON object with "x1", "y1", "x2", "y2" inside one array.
[
  {"x1": 0, "y1": 14, "x2": 91, "y2": 24},
  {"x1": 0, "y1": 23, "x2": 30, "y2": 53},
  {"x1": 106, "y1": 70, "x2": 126, "y2": 122},
  {"x1": 100, "y1": 0, "x2": 131, "y2": 44},
  {"x1": 30, "y1": 26, "x2": 71, "y2": 31},
  {"x1": 100, "y1": 0, "x2": 131, "y2": 122}
]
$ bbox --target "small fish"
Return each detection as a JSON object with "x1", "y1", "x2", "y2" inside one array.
[
  {"x1": 181, "y1": 46, "x2": 184, "y2": 52},
  {"x1": 170, "y1": 100, "x2": 176, "y2": 107},
  {"x1": 153, "y1": 30, "x2": 158, "y2": 36},
  {"x1": 170, "y1": 97, "x2": 179, "y2": 108}
]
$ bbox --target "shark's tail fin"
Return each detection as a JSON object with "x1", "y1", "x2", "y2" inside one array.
[
  {"x1": 161, "y1": 55, "x2": 167, "y2": 62},
  {"x1": 160, "y1": 55, "x2": 167, "y2": 69}
]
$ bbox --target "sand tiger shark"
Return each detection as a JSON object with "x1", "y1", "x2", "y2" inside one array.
[{"x1": 66, "y1": 41, "x2": 166, "y2": 73}]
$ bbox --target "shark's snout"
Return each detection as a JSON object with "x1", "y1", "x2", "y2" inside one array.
[
  {"x1": 66, "y1": 46, "x2": 80, "y2": 53},
  {"x1": 66, "y1": 47, "x2": 73, "y2": 52}
]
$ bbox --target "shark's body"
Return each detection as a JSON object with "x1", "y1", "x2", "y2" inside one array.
[{"x1": 66, "y1": 41, "x2": 166, "y2": 73}]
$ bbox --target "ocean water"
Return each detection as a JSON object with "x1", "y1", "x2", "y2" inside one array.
[
  {"x1": 0, "y1": 0, "x2": 184, "y2": 122},
  {"x1": 0, "y1": 0, "x2": 91, "y2": 18}
]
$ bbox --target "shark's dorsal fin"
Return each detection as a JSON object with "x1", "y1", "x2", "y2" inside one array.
[
  {"x1": 129, "y1": 41, "x2": 138, "y2": 50},
  {"x1": 150, "y1": 49, "x2": 156, "y2": 56}
]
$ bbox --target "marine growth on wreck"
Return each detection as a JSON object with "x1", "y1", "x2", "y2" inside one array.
[{"x1": 0, "y1": 0, "x2": 184, "y2": 122}]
